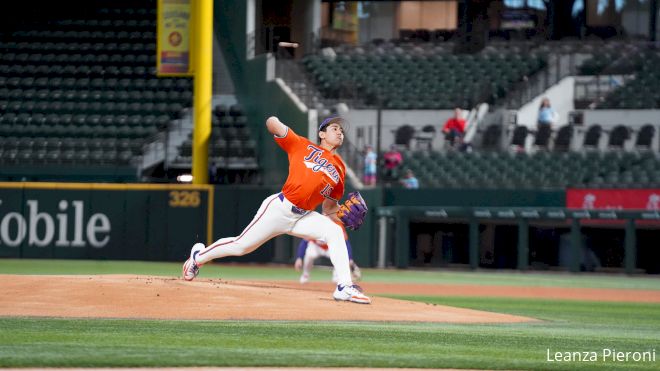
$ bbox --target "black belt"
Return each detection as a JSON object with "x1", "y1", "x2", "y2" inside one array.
[{"x1": 278, "y1": 193, "x2": 308, "y2": 215}]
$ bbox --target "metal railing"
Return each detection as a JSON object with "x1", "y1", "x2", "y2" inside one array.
[
  {"x1": 499, "y1": 53, "x2": 582, "y2": 109},
  {"x1": 573, "y1": 74, "x2": 634, "y2": 108}
]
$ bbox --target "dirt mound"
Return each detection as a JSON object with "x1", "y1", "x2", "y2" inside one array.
[
  {"x1": 0, "y1": 275, "x2": 533, "y2": 323},
  {"x1": 268, "y1": 281, "x2": 660, "y2": 303}
]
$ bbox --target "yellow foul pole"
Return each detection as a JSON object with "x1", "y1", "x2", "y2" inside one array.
[{"x1": 192, "y1": 0, "x2": 213, "y2": 184}]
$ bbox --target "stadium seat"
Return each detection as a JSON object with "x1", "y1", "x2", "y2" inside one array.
[
  {"x1": 583, "y1": 124, "x2": 602, "y2": 150},
  {"x1": 635, "y1": 124, "x2": 655, "y2": 150},
  {"x1": 608, "y1": 125, "x2": 632, "y2": 149},
  {"x1": 394, "y1": 125, "x2": 416, "y2": 148},
  {"x1": 553, "y1": 125, "x2": 574, "y2": 152},
  {"x1": 414, "y1": 125, "x2": 436, "y2": 150},
  {"x1": 510, "y1": 126, "x2": 528, "y2": 148},
  {"x1": 534, "y1": 125, "x2": 552, "y2": 148}
]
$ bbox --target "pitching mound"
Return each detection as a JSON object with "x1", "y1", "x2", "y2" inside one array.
[
  {"x1": 0, "y1": 275, "x2": 534, "y2": 323},
  {"x1": 268, "y1": 281, "x2": 660, "y2": 303}
]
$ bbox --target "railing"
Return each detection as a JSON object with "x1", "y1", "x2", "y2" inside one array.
[
  {"x1": 274, "y1": 58, "x2": 319, "y2": 110},
  {"x1": 500, "y1": 53, "x2": 581, "y2": 109},
  {"x1": 573, "y1": 75, "x2": 634, "y2": 108},
  {"x1": 502, "y1": 40, "x2": 659, "y2": 109},
  {"x1": 138, "y1": 115, "x2": 192, "y2": 175}
]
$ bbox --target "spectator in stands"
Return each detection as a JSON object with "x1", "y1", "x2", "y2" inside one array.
[
  {"x1": 537, "y1": 97, "x2": 558, "y2": 128},
  {"x1": 363, "y1": 145, "x2": 377, "y2": 186},
  {"x1": 401, "y1": 169, "x2": 419, "y2": 189},
  {"x1": 442, "y1": 108, "x2": 467, "y2": 150},
  {"x1": 383, "y1": 145, "x2": 403, "y2": 182}
]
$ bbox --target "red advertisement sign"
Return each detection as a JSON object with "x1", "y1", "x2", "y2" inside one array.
[
  {"x1": 567, "y1": 189, "x2": 660, "y2": 226},
  {"x1": 566, "y1": 189, "x2": 660, "y2": 210}
]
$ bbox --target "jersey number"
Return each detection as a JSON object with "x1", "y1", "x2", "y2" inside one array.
[{"x1": 320, "y1": 184, "x2": 334, "y2": 198}]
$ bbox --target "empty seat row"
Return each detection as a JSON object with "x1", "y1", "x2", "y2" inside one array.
[
  {"x1": 480, "y1": 123, "x2": 656, "y2": 152},
  {"x1": 214, "y1": 104, "x2": 245, "y2": 118},
  {"x1": 12, "y1": 21, "x2": 155, "y2": 36},
  {"x1": 0, "y1": 88, "x2": 190, "y2": 103},
  {"x1": 1, "y1": 112, "x2": 171, "y2": 127},
  {"x1": 0, "y1": 64, "x2": 156, "y2": 78},
  {"x1": 96, "y1": 6, "x2": 157, "y2": 19},
  {"x1": 0, "y1": 147, "x2": 135, "y2": 165},
  {"x1": 0, "y1": 76, "x2": 190, "y2": 91},
  {"x1": 0, "y1": 123, "x2": 159, "y2": 139},
  {"x1": 4, "y1": 31, "x2": 155, "y2": 45},
  {"x1": 0, "y1": 136, "x2": 144, "y2": 154},
  {"x1": 209, "y1": 126, "x2": 252, "y2": 141},
  {"x1": 303, "y1": 50, "x2": 545, "y2": 109},
  {"x1": 0, "y1": 100, "x2": 184, "y2": 117},
  {"x1": 0, "y1": 42, "x2": 155, "y2": 54},
  {"x1": 178, "y1": 139, "x2": 258, "y2": 160},
  {"x1": 0, "y1": 53, "x2": 155, "y2": 67},
  {"x1": 399, "y1": 150, "x2": 660, "y2": 189},
  {"x1": 54, "y1": 18, "x2": 156, "y2": 29},
  {"x1": 213, "y1": 115, "x2": 248, "y2": 128}
]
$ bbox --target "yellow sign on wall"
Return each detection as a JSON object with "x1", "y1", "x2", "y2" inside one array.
[{"x1": 157, "y1": 0, "x2": 193, "y2": 76}]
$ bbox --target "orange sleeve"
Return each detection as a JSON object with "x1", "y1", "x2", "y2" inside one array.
[{"x1": 274, "y1": 126, "x2": 303, "y2": 152}]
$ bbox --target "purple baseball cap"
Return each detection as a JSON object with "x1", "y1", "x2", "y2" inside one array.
[{"x1": 318, "y1": 116, "x2": 346, "y2": 131}]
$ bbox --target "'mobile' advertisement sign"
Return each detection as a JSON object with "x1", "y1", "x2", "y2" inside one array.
[
  {"x1": 0, "y1": 183, "x2": 211, "y2": 261},
  {"x1": 0, "y1": 199, "x2": 109, "y2": 248}
]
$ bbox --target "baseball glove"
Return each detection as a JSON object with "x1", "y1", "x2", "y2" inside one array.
[{"x1": 337, "y1": 191, "x2": 368, "y2": 230}]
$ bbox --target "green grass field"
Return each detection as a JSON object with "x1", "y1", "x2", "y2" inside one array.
[{"x1": 1, "y1": 259, "x2": 659, "y2": 370}]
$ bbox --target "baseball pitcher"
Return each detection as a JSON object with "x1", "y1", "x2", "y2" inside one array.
[{"x1": 183, "y1": 115, "x2": 370, "y2": 304}]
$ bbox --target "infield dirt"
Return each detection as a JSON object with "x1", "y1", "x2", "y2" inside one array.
[
  {"x1": 3, "y1": 274, "x2": 655, "y2": 322},
  {"x1": 0, "y1": 274, "x2": 534, "y2": 323}
]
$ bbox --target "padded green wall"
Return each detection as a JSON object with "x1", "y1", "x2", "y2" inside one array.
[{"x1": 0, "y1": 184, "x2": 209, "y2": 261}]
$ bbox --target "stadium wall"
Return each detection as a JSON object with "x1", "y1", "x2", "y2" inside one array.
[
  {"x1": 0, "y1": 183, "x2": 567, "y2": 268},
  {"x1": 0, "y1": 183, "x2": 211, "y2": 262}
]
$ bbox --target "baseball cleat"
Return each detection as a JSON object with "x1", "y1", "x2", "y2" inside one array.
[
  {"x1": 182, "y1": 243, "x2": 205, "y2": 281},
  {"x1": 299, "y1": 272, "x2": 310, "y2": 284},
  {"x1": 333, "y1": 284, "x2": 371, "y2": 304}
]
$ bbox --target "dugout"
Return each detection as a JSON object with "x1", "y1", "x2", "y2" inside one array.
[{"x1": 376, "y1": 206, "x2": 660, "y2": 274}]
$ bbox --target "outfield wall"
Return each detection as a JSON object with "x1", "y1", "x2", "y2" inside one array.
[
  {"x1": 6, "y1": 183, "x2": 657, "y2": 274},
  {"x1": 0, "y1": 183, "x2": 212, "y2": 261},
  {"x1": 0, "y1": 184, "x2": 565, "y2": 266}
]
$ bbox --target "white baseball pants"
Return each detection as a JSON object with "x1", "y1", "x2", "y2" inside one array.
[{"x1": 195, "y1": 193, "x2": 353, "y2": 286}]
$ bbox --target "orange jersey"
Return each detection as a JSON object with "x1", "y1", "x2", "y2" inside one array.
[{"x1": 275, "y1": 127, "x2": 345, "y2": 210}]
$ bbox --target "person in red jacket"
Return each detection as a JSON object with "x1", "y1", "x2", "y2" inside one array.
[{"x1": 442, "y1": 107, "x2": 466, "y2": 149}]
